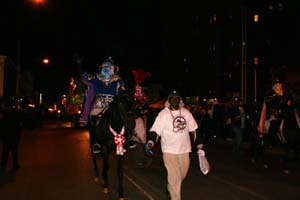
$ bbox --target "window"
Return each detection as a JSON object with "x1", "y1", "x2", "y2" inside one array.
[{"x1": 254, "y1": 14, "x2": 259, "y2": 22}]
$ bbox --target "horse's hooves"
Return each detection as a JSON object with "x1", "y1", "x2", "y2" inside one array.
[
  {"x1": 103, "y1": 188, "x2": 109, "y2": 194},
  {"x1": 94, "y1": 177, "x2": 100, "y2": 183}
]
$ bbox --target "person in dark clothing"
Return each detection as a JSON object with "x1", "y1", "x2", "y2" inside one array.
[
  {"x1": 248, "y1": 102, "x2": 267, "y2": 165},
  {"x1": 194, "y1": 105, "x2": 210, "y2": 150},
  {"x1": 0, "y1": 98, "x2": 23, "y2": 171},
  {"x1": 254, "y1": 80, "x2": 285, "y2": 169},
  {"x1": 280, "y1": 95, "x2": 300, "y2": 174},
  {"x1": 229, "y1": 98, "x2": 246, "y2": 155}
]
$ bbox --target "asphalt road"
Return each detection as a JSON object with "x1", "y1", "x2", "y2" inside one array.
[{"x1": 0, "y1": 119, "x2": 299, "y2": 200}]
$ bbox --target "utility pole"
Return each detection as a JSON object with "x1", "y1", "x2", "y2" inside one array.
[
  {"x1": 15, "y1": 1, "x2": 22, "y2": 98},
  {"x1": 16, "y1": 39, "x2": 21, "y2": 97},
  {"x1": 241, "y1": 6, "x2": 247, "y2": 104},
  {"x1": 0, "y1": 56, "x2": 7, "y2": 97}
]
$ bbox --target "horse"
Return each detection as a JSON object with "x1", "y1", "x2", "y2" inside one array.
[{"x1": 88, "y1": 91, "x2": 137, "y2": 200}]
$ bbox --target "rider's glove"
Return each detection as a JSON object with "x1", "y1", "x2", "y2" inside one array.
[{"x1": 145, "y1": 140, "x2": 154, "y2": 156}]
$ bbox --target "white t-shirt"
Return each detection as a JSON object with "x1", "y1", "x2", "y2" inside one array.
[{"x1": 150, "y1": 107, "x2": 198, "y2": 154}]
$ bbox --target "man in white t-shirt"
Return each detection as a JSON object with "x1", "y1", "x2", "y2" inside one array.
[{"x1": 147, "y1": 90, "x2": 199, "y2": 200}]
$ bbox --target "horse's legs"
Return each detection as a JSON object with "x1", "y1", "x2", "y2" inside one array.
[
  {"x1": 90, "y1": 147, "x2": 99, "y2": 180},
  {"x1": 101, "y1": 146, "x2": 109, "y2": 193},
  {"x1": 87, "y1": 116, "x2": 99, "y2": 179},
  {"x1": 117, "y1": 155, "x2": 124, "y2": 199},
  {"x1": 100, "y1": 147, "x2": 125, "y2": 199}
]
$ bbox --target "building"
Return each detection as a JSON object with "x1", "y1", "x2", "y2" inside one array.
[
  {"x1": 159, "y1": 0, "x2": 299, "y2": 103},
  {"x1": 0, "y1": 55, "x2": 17, "y2": 98}
]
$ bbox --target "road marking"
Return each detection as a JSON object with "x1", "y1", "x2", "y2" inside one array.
[
  {"x1": 190, "y1": 166, "x2": 269, "y2": 200},
  {"x1": 124, "y1": 173, "x2": 156, "y2": 200},
  {"x1": 210, "y1": 175, "x2": 268, "y2": 200}
]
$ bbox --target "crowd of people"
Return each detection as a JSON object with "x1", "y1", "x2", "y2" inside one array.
[
  {"x1": 139, "y1": 80, "x2": 300, "y2": 199},
  {"x1": 171, "y1": 81, "x2": 300, "y2": 173},
  {"x1": 1, "y1": 55, "x2": 300, "y2": 199},
  {"x1": 74, "y1": 55, "x2": 300, "y2": 199}
]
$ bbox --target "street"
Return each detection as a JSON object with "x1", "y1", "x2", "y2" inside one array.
[{"x1": 0, "y1": 119, "x2": 299, "y2": 200}]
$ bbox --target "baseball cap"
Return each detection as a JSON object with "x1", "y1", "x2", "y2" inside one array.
[{"x1": 168, "y1": 90, "x2": 181, "y2": 98}]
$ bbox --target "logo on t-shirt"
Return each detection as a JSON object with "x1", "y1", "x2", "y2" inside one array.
[{"x1": 173, "y1": 116, "x2": 187, "y2": 132}]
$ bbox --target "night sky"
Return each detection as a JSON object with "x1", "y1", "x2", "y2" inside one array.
[
  {"x1": 1, "y1": 1, "x2": 300, "y2": 103},
  {"x1": 0, "y1": 0, "x2": 160, "y2": 102}
]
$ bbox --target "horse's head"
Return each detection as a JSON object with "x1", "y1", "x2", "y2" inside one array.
[{"x1": 111, "y1": 91, "x2": 137, "y2": 131}]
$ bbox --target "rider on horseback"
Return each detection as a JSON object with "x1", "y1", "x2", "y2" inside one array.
[{"x1": 81, "y1": 57, "x2": 125, "y2": 153}]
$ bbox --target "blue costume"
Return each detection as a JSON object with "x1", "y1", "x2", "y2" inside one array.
[
  {"x1": 81, "y1": 57, "x2": 125, "y2": 118},
  {"x1": 81, "y1": 57, "x2": 125, "y2": 153}
]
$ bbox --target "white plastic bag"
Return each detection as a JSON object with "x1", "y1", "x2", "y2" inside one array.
[{"x1": 197, "y1": 149, "x2": 210, "y2": 175}]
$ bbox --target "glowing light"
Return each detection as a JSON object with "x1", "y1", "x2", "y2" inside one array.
[
  {"x1": 32, "y1": 0, "x2": 46, "y2": 4},
  {"x1": 28, "y1": 104, "x2": 35, "y2": 108},
  {"x1": 43, "y1": 58, "x2": 49, "y2": 64},
  {"x1": 254, "y1": 57, "x2": 259, "y2": 65},
  {"x1": 26, "y1": 0, "x2": 47, "y2": 8},
  {"x1": 254, "y1": 14, "x2": 259, "y2": 22}
]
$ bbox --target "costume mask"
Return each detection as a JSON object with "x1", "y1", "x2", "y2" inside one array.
[
  {"x1": 272, "y1": 83, "x2": 283, "y2": 96},
  {"x1": 99, "y1": 57, "x2": 115, "y2": 80},
  {"x1": 101, "y1": 66, "x2": 114, "y2": 80}
]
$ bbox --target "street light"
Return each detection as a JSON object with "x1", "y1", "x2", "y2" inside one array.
[
  {"x1": 26, "y1": 0, "x2": 47, "y2": 6},
  {"x1": 42, "y1": 58, "x2": 50, "y2": 65},
  {"x1": 32, "y1": 0, "x2": 46, "y2": 3},
  {"x1": 253, "y1": 56, "x2": 259, "y2": 102}
]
